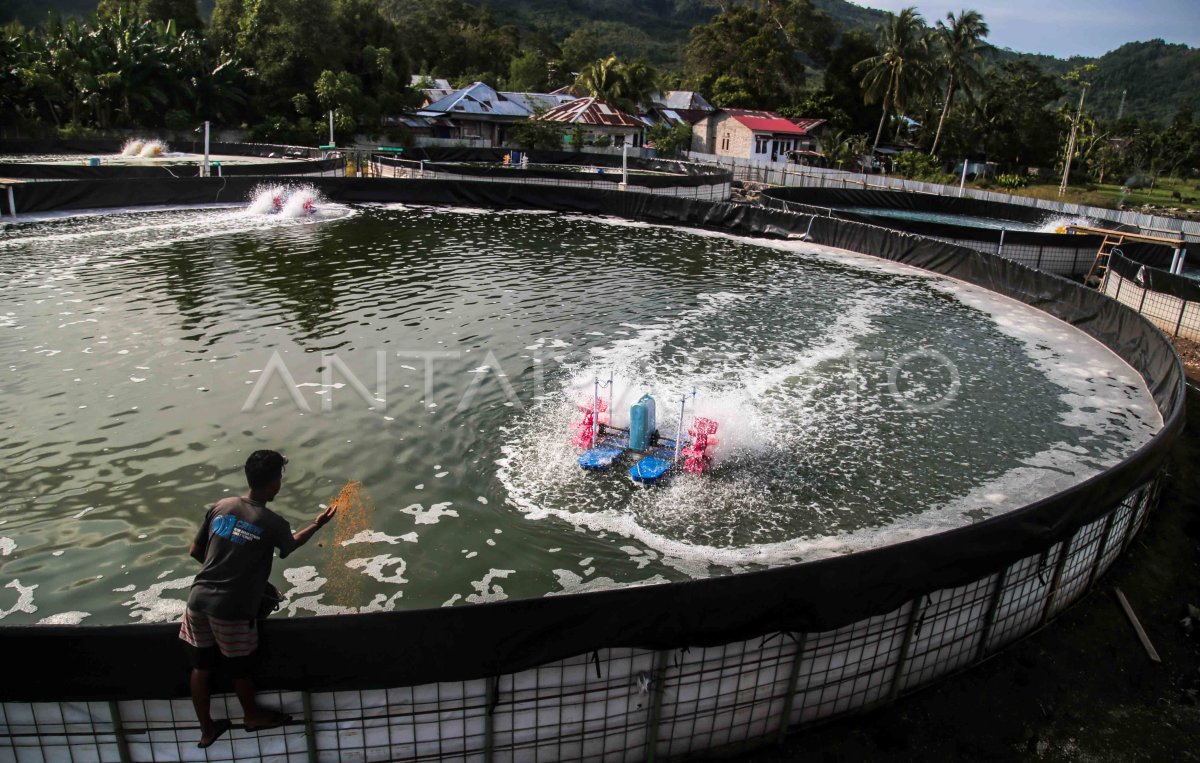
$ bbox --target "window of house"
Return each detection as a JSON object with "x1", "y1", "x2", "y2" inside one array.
[
  {"x1": 614, "y1": 135, "x2": 625, "y2": 147},
  {"x1": 755, "y1": 136, "x2": 770, "y2": 154},
  {"x1": 720, "y1": 133, "x2": 730, "y2": 151}
]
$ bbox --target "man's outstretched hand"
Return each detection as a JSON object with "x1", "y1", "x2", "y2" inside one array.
[{"x1": 315, "y1": 503, "x2": 337, "y2": 528}]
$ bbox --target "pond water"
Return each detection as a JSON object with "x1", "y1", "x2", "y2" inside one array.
[
  {"x1": 0, "y1": 198, "x2": 1161, "y2": 625},
  {"x1": 836, "y1": 206, "x2": 1090, "y2": 233}
]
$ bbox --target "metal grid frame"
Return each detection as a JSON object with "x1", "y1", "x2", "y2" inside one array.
[
  {"x1": 1103, "y1": 268, "x2": 1200, "y2": 343},
  {"x1": 366, "y1": 158, "x2": 732, "y2": 203},
  {"x1": 691, "y1": 151, "x2": 1200, "y2": 242},
  {"x1": 0, "y1": 478, "x2": 1169, "y2": 762}
]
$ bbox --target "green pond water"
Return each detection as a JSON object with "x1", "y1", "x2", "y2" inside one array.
[{"x1": 0, "y1": 198, "x2": 1161, "y2": 625}]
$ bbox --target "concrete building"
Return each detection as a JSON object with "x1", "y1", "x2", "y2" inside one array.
[{"x1": 694, "y1": 109, "x2": 825, "y2": 161}]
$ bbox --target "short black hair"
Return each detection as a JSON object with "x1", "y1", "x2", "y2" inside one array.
[{"x1": 245, "y1": 450, "x2": 287, "y2": 489}]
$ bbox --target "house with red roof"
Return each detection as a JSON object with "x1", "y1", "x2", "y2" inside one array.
[{"x1": 693, "y1": 109, "x2": 825, "y2": 162}]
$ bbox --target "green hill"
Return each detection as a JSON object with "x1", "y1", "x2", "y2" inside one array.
[{"x1": 1085, "y1": 40, "x2": 1200, "y2": 121}]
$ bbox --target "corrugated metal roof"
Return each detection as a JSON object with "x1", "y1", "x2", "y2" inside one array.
[
  {"x1": 421, "y1": 82, "x2": 534, "y2": 118},
  {"x1": 643, "y1": 108, "x2": 686, "y2": 128},
  {"x1": 725, "y1": 109, "x2": 825, "y2": 135},
  {"x1": 788, "y1": 117, "x2": 826, "y2": 133},
  {"x1": 537, "y1": 98, "x2": 642, "y2": 128},
  {"x1": 501, "y1": 92, "x2": 578, "y2": 113},
  {"x1": 380, "y1": 114, "x2": 434, "y2": 129},
  {"x1": 661, "y1": 91, "x2": 714, "y2": 112}
]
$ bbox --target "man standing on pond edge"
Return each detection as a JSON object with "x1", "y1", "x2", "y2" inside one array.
[{"x1": 178, "y1": 450, "x2": 337, "y2": 748}]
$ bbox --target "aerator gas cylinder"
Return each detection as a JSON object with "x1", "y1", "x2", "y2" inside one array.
[{"x1": 628, "y1": 394, "x2": 656, "y2": 451}]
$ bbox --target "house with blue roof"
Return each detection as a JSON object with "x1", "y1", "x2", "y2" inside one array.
[{"x1": 417, "y1": 82, "x2": 577, "y2": 146}]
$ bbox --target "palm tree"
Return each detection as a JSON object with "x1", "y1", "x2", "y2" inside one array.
[
  {"x1": 574, "y1": 55, "x2": 658, "y2": 114},
  {"x1": 928, "y1": 10, "x2": 988, "y2": 156},
  {"x1": 822, "y1": 128, "x2": 868, "y2": 170},
  {"x1": 853, "y1": 7, "x2": 929, "y2": 155},
  {"x1": 575, "y1": 55, "x2": 623, "y2": 101}
]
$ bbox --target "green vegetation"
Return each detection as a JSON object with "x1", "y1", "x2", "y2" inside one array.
[
  {"x1": 645, "y1": 122, "x2": 692, "y2": 158},
  {"x1": 1001, "y1": 177, "x2": 1200, "y2": 213},
  {"x1": 0, "y1": 0, "x2": 1197, "y2": 201},
  {"x1": 853, "y1": 7, "x2": 928, "y2": 153}
]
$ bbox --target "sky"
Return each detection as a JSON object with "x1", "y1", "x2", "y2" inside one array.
[{"x1": 851, "y1": 0, "x2": 1200, "y2": 58}]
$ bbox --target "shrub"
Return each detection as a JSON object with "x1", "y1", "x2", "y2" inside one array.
[
  {"x1": 507, "y1": 119, "x2": 565, "y2": 151},
  {"x1": 891, "y1": 151, "x2": 945, "y2": 181},
  {"x1": 995, "y1": 173, "x2": 1028, "y2": 190}
]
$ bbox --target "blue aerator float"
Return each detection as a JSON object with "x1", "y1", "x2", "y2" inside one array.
[{"x1": 572, "y1": 377, "x2": 720, "y2": 485}]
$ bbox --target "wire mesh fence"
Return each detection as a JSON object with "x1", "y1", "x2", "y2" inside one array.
[
  {"x1": 1102, "y1": 259, "x2": 1200, "y2": 343},
  {"x1": 365, "y1": 156, "x2": 732, "y2": 203},
  {"x1": 759, "y1": 196, "x2": 1101, "y2": 278},
  {"x1": 0, "y1": 480, "x2": 1159, "y2": 762},
  {"x1": 687, "y1": 151, "x2": 1200, "y2": 243}
]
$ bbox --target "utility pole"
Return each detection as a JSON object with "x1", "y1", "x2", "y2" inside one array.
[
  {"x1": 1059, "y1": 67, "x2": 1094, "y2": 197},
  {"x1": 202, "y1": 121, "x2": 210, "y2": 178}
]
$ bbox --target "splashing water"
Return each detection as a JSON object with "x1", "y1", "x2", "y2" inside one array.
[
  {"x1": 247, "y1": 184, "x2": 323, "y2": 217},
  {"x1": 1037, "y1": 215, "x2": 1093, "y2": 233},
  {"x1": 118, "y1": 139, "x2": 168, "y2": 158}
]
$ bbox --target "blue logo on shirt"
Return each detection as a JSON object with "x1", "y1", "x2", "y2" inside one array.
[{"x1": 212, "y1": 514, "x2": 264, "y2": 545}]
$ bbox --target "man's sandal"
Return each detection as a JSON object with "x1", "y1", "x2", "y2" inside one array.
[{"x1": 244, "y1": 712, "x2": 292, "y2": 732}]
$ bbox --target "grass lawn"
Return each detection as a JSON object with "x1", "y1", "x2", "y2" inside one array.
[{"x1": 981, "y1": 176, "x2": 1200, "y2": 214}]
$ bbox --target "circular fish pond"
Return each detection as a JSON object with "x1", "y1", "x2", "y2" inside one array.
[{"x1": 0, "y1": 194, "x2": 1162, "y2": 624}]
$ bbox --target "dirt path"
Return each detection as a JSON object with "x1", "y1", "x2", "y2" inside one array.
[
  {"x1": 708, "y1": 400, "x2": 1200, "y2": 762},
  {"x1": 1174, "y1": 337, "x2": 1200, "y2": 386}
]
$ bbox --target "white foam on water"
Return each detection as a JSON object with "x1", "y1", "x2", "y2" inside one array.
[
  {"x1": 345, "y1": 554, "x2": 408, "y2": 585},
  {"x1": 0, "y1": 579, "x2": 37, "y2": 620},
  {"x1": 38, "y1": 611, "x2": 90, "y2": 625},
  {"x1": 547, "y1": 570, "x2": 670, "y2": 595},
  {"x1": 0, "y1": 537, "x2": 14, "y2": 556},
  {"x1": 931, "y1": 279, "x2": 1162, "y2": 436},
  {"x1": 360, "y1": 591, "x2": 405, "y2": 612},
  {"x1": 400, "y1": 502, "x2": 458, "y2": 525},
  {"x1": 121, "y1": 575, "x2": 192, "y2": 623},
  {"x1": 339, "y1": 529, "x2": 412, "y2": 546},
  {"x1": 463, "y1": 569, "x2": 515, "y2": 604},
  {"x1": 495, "y1": 221, "x2": 1164, "y2": 575},
  {"x1": 280, "y1": 566, "x2": 355, "y2": 616}
]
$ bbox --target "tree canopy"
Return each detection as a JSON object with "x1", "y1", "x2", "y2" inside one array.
[{"x1": 1, "y1": 0, "x2": 1196, "y2": 184}]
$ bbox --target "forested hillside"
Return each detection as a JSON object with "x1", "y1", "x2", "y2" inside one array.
[
  {"x1": 1086, "y1": 40, "x2": 1200, "y2": 122},
  {"x1": 2, "y1": 0, "x2": 1197, "y2": 179},
  {"x1": 4, "y1": 0, "x2": 1197, "y2": 124}
]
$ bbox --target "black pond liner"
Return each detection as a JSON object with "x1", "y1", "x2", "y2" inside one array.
[
  {"x1": 760, "y1": 186, "x2": 1178, "y2": 271},
  {"x1": 0, "y1": 177, "x2": 1185, "y2": 701},
  {"x1": 377, "y1": 146, "x2": 732, "y2": 189}
]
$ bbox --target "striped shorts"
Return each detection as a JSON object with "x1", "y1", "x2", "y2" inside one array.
[{"x1": 178, "y1": 608, "x2": 258, "y2": 658}]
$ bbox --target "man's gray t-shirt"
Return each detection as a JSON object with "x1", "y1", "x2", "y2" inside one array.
[{"x1": 188, "y1": 496, "x2": 299, "y2": 620}]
